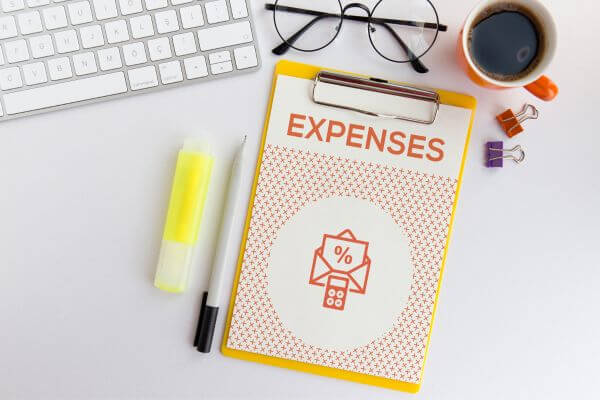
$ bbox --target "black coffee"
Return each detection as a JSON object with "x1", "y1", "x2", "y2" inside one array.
[{"x1": 469, "y1": 6, "x2": 543, "y2": 81}]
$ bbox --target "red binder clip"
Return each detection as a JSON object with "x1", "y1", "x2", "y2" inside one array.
[{"x1": 496, "y1": 104, "x2": 539, "y2": 137}]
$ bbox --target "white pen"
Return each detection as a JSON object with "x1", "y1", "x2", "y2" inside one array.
[{"x1": 194, "y1": 135, "x2": 248, "y2": 353}]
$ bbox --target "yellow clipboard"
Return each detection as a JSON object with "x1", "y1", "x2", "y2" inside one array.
[{"x1": 221, "y1": 60, "x2": 476, "y2": 393}]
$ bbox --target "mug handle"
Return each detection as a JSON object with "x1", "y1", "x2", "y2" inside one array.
[{"x1": 524, "y1": 75, "x2": 559, "y2": 101}]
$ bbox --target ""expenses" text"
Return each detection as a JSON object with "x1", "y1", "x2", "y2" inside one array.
[{"x1": 286, "y1": 113, "x2": 445, "y2": 162}]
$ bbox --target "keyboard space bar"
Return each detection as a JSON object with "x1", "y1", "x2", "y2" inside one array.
[{"x1": 3, "y1": 72, "x2": 127, "y2": 115}]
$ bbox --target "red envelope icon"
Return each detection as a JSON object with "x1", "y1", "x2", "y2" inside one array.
[{"x1": 309, "y1": 230, "x2": 371, "y2": 311}]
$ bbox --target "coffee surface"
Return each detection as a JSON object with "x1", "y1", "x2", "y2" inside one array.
[{"x1": 469, "y1": 9, "x2": 540, "y2": 81}]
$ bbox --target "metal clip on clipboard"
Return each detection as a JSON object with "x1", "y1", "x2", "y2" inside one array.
[{"x1": 312, "y1": 71, "x2": 440, "y2": 125}]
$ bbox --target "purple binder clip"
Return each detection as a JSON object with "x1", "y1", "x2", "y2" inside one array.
[{"x1": 486, "y1": 141, "x2": 525, "y2": 168}]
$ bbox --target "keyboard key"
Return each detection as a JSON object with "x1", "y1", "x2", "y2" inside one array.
[
  {"x1": 80, "y1": 25, "x2": 105, "y2": 48},
  {"x1": 170, "y1": 0, "x2": 191, "y2": 5},
  {"x1": 17, "y1": 11, "x2": 43, "y2": 35},
  {"x1": 230, "y1": 0, "x2": 248, "y2": 19},
  {"x1": 73, "y1": 52, "x2": 97, "y2": 75},
  {"x1": 210, "y1": 60, "x2": 233, "y2": 75},
  {"x1": 172, "y1": 32, "x2": 196, "y2": 56},
  {"x1": 47, "y1": 57, "x2": 72, "y2": 80},
  {"x1": 29, "y1": 34, "x2": 55, "y2": 58},
  {"x1": 0, "y1": 48, "x2": 4, "y2": 65},
  {"x1": 118, "y1": 0, "x2": 142, "y2": 15},
  {"x1": 27, "y1": 0, "x2": 50, "y2": 7},
  {"x1": 154, "y1": 10, "x2": 178, "y2": 34},
  {"x1": 179, "y1": 5, "x2": 203, "y2": 29},
  {"x1": 0, "y1": 67, "x2": 23, "y2": 90},
  {"x1": 1, "y1": 0, "x2": 25, "y2": 12},
  {"x1": 22, "y1": 62, "x2": 48, "y2": 85},
  {"x1": 98, "y1": 47, "x2": 122, "y2": 70},
  {"x1": 68, "y1": 1, "x2": 93, "y2": 25},
  {"x1": 234, "y1": 45, "x2": 257, "y2": 69},
  {"x1": 0, "y1": 16, "x2": 18, "y2": 39},
  {"x1": 0, "y1": 103, "x2": 3, "y2": 117},
  {"x1": 105, "y1": 20, "x2": 129, "y2": 43},
  {"x1": 123, "y1": 42, "x2": 147, "y2": 66},
  {"x1": 158, "y1": 60, "x2": 182, "y2": 84},
  {"x1": 197, "y1": 21, "x2": 252, "y2": 51},
  {"x1": 144, "y1": 0, "x2": 166, "y2": 10},
  {"x1": 54, "y1": 30, "x2": 79, "y2": 53},
  {"x1": 129, "y1": 14, "x2": 154, "y2": 38},
  {"x1": 208, "y1": 50, "x2": 229, "y2": 64},
  {"x1": 127, "y1": 65, "x2": 157, "y2": 90},
  {"x1": 147, "y1": 36, "x2": 171, "y2": 61},
  {"x1": 205, "y1": 0, "x2": 229, "y2": 24},
  {"x1": 3, "y1": 72, "x2": 127, "y2": 114},
  {"x1": 93, "y1": 0, "x2": 118, "y2": 20},
  {"x1": 183, "y1": 55, "x2": 207, "y2": 79},
  {"x1": 5, "y1": 39, "x2": 30, "y2": 63},
  {"x1": 42, "y1": 6, "x2": 68, "y2": 30}
]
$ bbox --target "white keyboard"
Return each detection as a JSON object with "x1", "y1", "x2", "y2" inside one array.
[{"x1": 0, "y1": 0, "x2": 259, "y2": 121}]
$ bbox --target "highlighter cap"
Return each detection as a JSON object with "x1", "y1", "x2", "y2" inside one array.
[{"x1": 154, "y1": 140, "x2": 213, "y2": 293}]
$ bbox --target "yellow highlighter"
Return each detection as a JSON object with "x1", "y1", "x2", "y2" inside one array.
[{"x1": 155, "y1": 140, "x2": 214, "y2": 293}]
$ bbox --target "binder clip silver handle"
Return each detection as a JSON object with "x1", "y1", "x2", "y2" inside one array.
[{"x1": 502, "y1": 103, "x2": 539, "y2": 125}]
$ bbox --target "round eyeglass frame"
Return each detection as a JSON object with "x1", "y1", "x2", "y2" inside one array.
[{"x1": 271, "y1": 0, "x2": 441, "y2": 63}]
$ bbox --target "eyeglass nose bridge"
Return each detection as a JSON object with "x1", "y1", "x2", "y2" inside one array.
[
  {"x1": 341, "y1": 3, "x2": 373, "y2": 17},
  {"x1": 339, "y1": 3, "x2": 373, "y2": 33}
]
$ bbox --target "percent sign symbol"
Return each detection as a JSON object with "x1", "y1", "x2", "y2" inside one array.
[{"x1": 334, "y1": 246, "x2": 353, "y2": 264}]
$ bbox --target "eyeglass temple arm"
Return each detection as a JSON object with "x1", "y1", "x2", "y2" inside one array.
[
  {"x1": 272, "y1": 15, "x2": 329, "y2": 55},
  {"x1": 376, "y1": 22, "x2": 429, "y2": 73},
  {"x1": 271, "y1": 16, "x2": 429, "y2": 74},
  {"x1": 265, "y1": 3, "x2": 448, "y2": 32}
]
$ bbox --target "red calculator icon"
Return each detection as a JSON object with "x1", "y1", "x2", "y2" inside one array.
[
  {"x1": 309, "y1": 229, "x2": 372, "y2": 312},
  {"x1": 323, "y1": 276, "x2": 349, "y2": 311}
]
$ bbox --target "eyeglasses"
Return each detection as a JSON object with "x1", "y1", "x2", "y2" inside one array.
[{"x1": 266, "y1": 0, "x2": 446, "y2": 74}]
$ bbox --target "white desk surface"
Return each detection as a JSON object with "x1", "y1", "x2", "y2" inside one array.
[{"x1": 1, "y1": 1, "x2": 599, "y2": 399}]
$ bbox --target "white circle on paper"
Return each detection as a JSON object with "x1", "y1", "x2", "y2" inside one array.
[{"x1": 267, "y1": 197, "x2": 413, "y2": 350}]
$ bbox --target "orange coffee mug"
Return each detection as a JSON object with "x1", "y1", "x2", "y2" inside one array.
[{"x1": 458, "y1": 0, "x2": 558, "y2": 101}]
